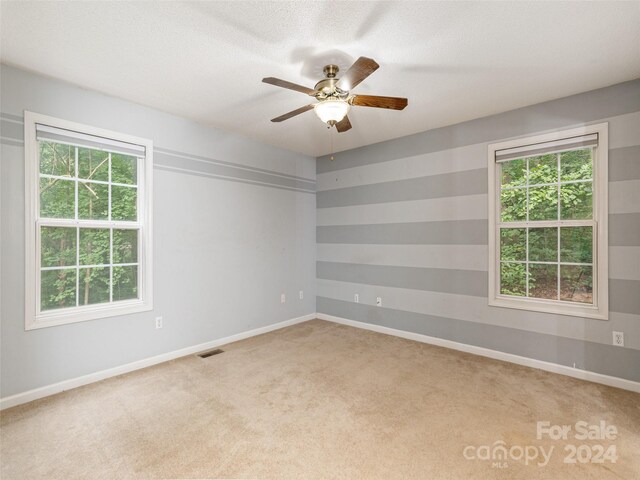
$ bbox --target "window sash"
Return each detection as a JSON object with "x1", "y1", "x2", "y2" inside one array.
[
  {"x1": 38, "y1": 144, "x2": 140, "y2": 226},
  {"x1": 499, "y1": 148, "x2": 594, "y2": 224},
  {"x1": 497, "y1": 221, "x2": 596, "y2": 304},
  {"x1": 36, "y1": 221, "x2": 143, "y2": 314}
]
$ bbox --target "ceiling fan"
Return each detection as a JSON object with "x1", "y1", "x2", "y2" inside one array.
[{"x1": 262, "y1": 57, "x2": 408, "y2": 133}]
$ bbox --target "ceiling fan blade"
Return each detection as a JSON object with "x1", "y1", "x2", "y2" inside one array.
[
  {"x1": 336, "y1": 57, "x2": 379, "y2": 91},
  {"x1": 262, "y1": 77, "x2": 316, "y2": 96},
  {"x1": 270, "y1": 104, "x2": 315, "y2": 122},
  {"x1": 335, "y1": 115, "x2": 352, "y2": 133},
  {"x1": 351, "y1": 94, "x2": 408, "y2": 110}
]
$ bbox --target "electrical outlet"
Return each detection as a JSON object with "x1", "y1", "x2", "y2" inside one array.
[
  {"x1": 613, "y1": 331, "x2": 624, "y2": 347},
  {"x1": 281, "y1": 293, "x2": 286, "y2": 304},
  {"x1": 354, "y1": 293, "x2": 359, "y2": 303},
  {"x1": 376, "y1": 296, "x2": 382, "y2": 307},
  {"x1": 155, "y1": 317, "x2": 163, "y2": 329},
  {"x1": 299, "y1": 290, "x2": 304, "y2": 300}
]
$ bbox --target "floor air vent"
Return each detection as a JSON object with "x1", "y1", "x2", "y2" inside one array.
[{"x1": 198, "y1": 348, "x2": 224, "y2": 359}]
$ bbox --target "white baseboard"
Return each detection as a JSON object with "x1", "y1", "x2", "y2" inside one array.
[
  {"x1": 317, "y1": 313, "x2": 640, "y2": 394},
  {"x1": 0, "y1": 313, "x2": 316, "y2": 410},
  {"x1": 3, "y1": 311, "x2": 638, "y2": 410}
]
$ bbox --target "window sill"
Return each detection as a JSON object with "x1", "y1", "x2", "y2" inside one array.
[
  {"x1": 489, "y1": 295, "x2": 608, "y2": 320},
  {"x1": 26, "y1": 299, "x2": 152, "y2": 330}
]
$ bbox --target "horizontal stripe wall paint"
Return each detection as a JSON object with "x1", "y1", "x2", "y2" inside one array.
[
  {"x1": 317, "y1": 215, "x2": 638, "y2": 246},
  {"x1": 316, "y1": 177, "x2": 635, "y2": 225},
  {"x1": 609, "y1": 246, "x2": 640, "y2": 281},
  {"x1": 317, "y1": 142, "x2": 487, "y2": 192},
  {"x1": 316, "y1": 79, "x2": 640, "y2": 382},
  {"x1": 317, "y1": 263, "x2": 638, "y2": 315},
  {"x1": 154, "y1": 148, "x2": 315, "y2": 193},
  {"x1": 316, "y1": 279, "x2": 640, "y2": 349},
  {"x1": 317, "y1": 297, "x2": 640, "y2": 383},
  {"x1": 317, "y1": 168, "x2": 487, "y2": 208},
  {"x1": 317, "y1": 194, "x2": 488, "y2": 226},
  {"x1": 609, "y1": 145, "x2": 640, "y2": 181},
  {"x1": 608, "y1": 111, "x2": 640, "y2": 150},
  {"x1": 317, "y1": 244, "x2": 489, "y2": 271},
  {"x1": 609, "y1": 279, "x2": 640, "y2": 316},
  {"x1": 609, "y1": 213, "x2": 640, "y2": 246},
  {"x1": 317, "y1": 219, "x2": 488, "y2": 245},
  {"x1": 317, "y1": 261, "x2": 487, "y2": 298},
  {"x1": 317, "y1": 79, "x2": 640, "y2": 172},
  {"x1": 609, "y1": 180, "x2": 640, "y2": 214},
  {"x1": 319, "y1": 142, "x2": 640, "y2": 195},
  {"x1": 0, "y1": 113, "x2": 316, "y2": 194},
  {"x1": 317, "y1": 244, "x2": 640, "y2": 281},
  {"x1": 0, "y1": 114, "x2": 23, "y2": 141},
  {"x1": 155, "y1": 164, "x2": 314, "y2": 194}
]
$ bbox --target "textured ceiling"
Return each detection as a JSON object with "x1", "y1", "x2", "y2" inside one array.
[{"x1": 2, "y1": 1, "x2": 639, "y2": 157}]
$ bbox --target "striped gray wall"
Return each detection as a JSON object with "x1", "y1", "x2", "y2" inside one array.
[{"x1": 316, "y1": 79, "x2": 640, "y2": 382}]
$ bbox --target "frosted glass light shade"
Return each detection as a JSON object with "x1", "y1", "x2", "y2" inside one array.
[{"x1": 314, "y1": 99, "x2": 350, "y2": 124}]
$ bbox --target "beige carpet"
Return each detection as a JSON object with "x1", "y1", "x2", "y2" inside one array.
[{"x1": 1, "y1": 319, "x2": 639, "y2": 479}]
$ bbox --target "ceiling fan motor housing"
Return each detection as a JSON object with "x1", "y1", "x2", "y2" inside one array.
[
  {"x1": 315, "y1": 65, "x2": 350, "y2": 99},
  {"x1": 314, "y1": 78, "x2": 338, "y2": 95}
]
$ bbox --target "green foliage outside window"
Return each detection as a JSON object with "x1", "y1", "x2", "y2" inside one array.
[
  {"x1": 39, "y1": 141, "x2": 139, "y2": 311},
  {"x1": 499, "y1": 149, "x2": 594, "y2": 304}
]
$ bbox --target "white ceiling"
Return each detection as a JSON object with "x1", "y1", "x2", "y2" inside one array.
[{"x1": 2, "y1": 1, "x2": 639, "y2": 157}]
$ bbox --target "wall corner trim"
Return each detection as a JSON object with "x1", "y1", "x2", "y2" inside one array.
[
  {"x1": 317, "y1": 313, "x2": 640, "y2": 394},
  {"x1": 0, "y1": 313, "x2": 316, "y2": 410}
]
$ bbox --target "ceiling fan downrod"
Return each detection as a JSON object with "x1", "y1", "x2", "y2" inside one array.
[{"x1": 323, "y1": 64, "x2": 339, "y2": 79}]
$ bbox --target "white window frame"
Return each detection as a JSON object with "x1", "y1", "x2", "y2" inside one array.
[
  {"x1": 488, "y1": 123, "x2": 608, "y2": 320},
  {"x1": 24, "y1": 111, "x2": 153, "y2": 330}
]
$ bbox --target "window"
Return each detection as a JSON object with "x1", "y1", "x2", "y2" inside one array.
[
  {"x1": 488, "y1": 124, "x2": 608, "y2": 319},
  {"x1": 25, "y1": 112, "x2": 153, "y2": 329}
]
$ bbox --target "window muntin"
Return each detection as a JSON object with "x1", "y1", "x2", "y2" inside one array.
[
  {"x1": 488, "y1": 124, "x2": 608, "y2": 320},
  {"x1": 25, "y1": 112, "x2": 153, "y2": 329}
]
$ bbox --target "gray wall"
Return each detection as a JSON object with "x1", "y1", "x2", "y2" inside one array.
[
  {"x1": 316, "y1": 79, "x2": 640, "y2": 382},
  {"x1": 0, "y1": 65, "x2": 317, "y2": 398}
]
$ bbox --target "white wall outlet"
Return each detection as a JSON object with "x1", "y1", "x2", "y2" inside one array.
[
  {"x1": 299, "y1": 290, "x2": 304, "y2": 300},
  {"x1": 354, "y1": 293, "x2": 359, "y2": 303},
  {"x1": 281, "y1": 293, "x2": 286, "y2": 304},
  {"x1": 155, "y1": 317, "x2": 163, "y2": 329},
  {"x1": 613, "y1": 331, "x2": 624, "y2": 347},
  {"x1": 376, "y1": 296, "x2": 382, "y2": 307}
]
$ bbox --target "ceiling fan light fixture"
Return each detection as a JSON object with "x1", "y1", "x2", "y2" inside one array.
[{"x1": 314, "y1": 98, "x2": 350, "y2": 124}]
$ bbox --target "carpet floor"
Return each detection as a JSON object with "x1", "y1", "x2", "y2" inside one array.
[{"x1": 1, "y1": 319, "x2": 639, "y2": 479}]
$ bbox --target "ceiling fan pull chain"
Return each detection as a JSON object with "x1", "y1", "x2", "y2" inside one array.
[{"x1": 330, "y1": 128, "x2": 335, "y2": 161}]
